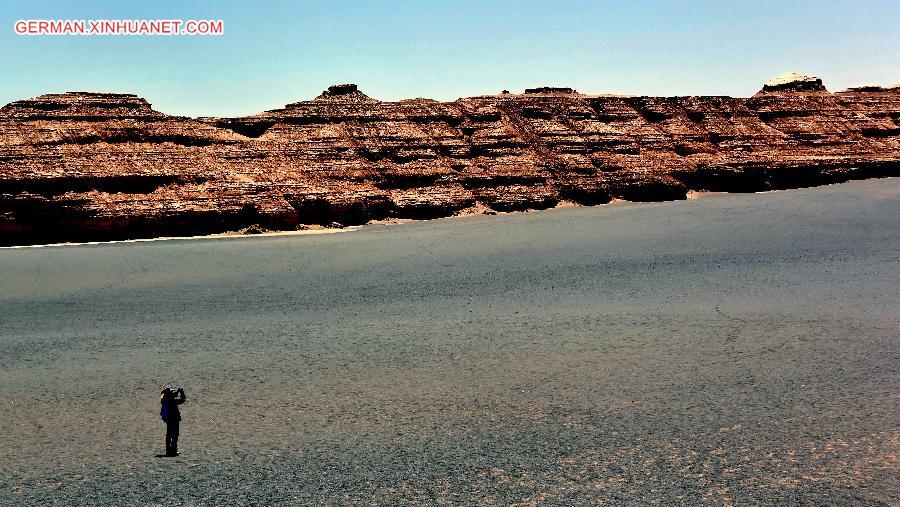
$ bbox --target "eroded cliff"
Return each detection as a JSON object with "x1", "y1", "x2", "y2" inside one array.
[{"x1": 1, "y1": 74, "x2": 898, "y2": 246}]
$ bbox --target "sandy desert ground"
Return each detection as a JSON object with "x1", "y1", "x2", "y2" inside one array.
[{"x1": 1, "y1": 179, "x2": 898, "y2": 505}]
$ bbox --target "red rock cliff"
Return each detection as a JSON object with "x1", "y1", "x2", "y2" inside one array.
[{"x1": 1, "y1": 75, "x2": 899, "y2": 246}]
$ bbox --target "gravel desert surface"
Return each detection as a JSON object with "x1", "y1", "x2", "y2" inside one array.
[{"x1": 1, "y1": 179, "x2": 898, "y2": 505}]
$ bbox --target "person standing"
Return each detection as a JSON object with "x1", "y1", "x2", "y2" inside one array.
[{"x1": 160, "y1": 386, "x2": 187, "y2": 457}]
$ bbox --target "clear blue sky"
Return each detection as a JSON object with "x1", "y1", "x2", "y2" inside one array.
[{"x1": 2, "y1": 0, "x2": 898, "y2": 117}]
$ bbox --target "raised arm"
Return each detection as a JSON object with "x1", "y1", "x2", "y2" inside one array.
[{"x1": 174, "y1": 388, "x2": 187, "y2": 405}]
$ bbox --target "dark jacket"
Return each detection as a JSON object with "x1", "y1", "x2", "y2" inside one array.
[{"x1": 161, "y1": 390, "x2": 186, "y2": 423}]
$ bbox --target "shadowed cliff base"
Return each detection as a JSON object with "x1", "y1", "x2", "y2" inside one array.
[{"x1": 1, "y1": 73, "x2": 899, "y2": 246}]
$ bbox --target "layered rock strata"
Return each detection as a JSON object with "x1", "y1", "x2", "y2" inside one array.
[{"x1": 1, "y1": 74, "x2": 899, "y2": 246}]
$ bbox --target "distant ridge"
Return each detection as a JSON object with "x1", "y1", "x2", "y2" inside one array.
[{"x1": 1, "y1": 74, "x2": 898, "y2": 246}]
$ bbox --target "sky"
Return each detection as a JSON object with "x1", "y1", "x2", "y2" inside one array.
[{"x1": 1, "y1": 0, "x2": 898, "y2": 117}]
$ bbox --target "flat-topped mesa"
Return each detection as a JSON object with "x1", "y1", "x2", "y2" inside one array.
[
  {"x1": 758, "y1": 72, "x2": 828, "y2": 94},
  {"x1": 327, "y1": 84, "x2": 358, "y2": 95},
  {"x1": 524, "y1": 86, "x2": 578, "y2": 95},
  {"x1": 841, "y1": 83, "x2": 900, "y2": 93},
  {"x1": 0, "y1": 91, "x2": 160, "y2": 119},
  {"x1": 312, "y1": 83, "x2": 378, "y2": 103}
]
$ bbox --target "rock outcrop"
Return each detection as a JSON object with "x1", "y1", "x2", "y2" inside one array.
[
  {"x1": 525, "y1": 87, "x2": 579, "y2": 95},
  {"x1": 313, "y1": 83, "x2": 378, "y2": 103},
  {"x1": 759, "y1": 72, "x2": 827, "y2": 93},
  {"x1": 1, "y1": 74, "x2": 898, "y2": 246}
]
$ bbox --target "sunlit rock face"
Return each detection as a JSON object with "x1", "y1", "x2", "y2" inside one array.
[
  {"x1": 759, "y1": 72, "x2": 827, "y2": 93},
  {"x1": 1, "y1": 79, "x2": 899, "y2": 246}
]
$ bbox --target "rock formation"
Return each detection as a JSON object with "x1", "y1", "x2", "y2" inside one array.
[
  {"x1": 1, "y1": 74, "x2": 898, "y2": 246},
  {"x1": 524, "y1": 87, "x2": 579, "y2": 95},
  {"x1": 759, "y1": 72, "x2": 827, "y2": 93}
]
